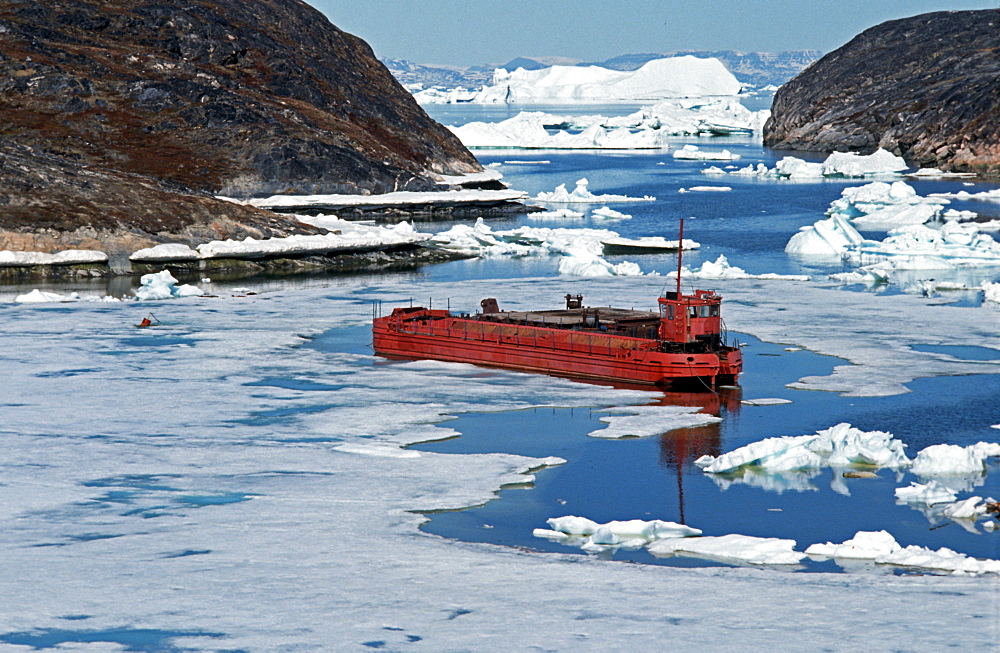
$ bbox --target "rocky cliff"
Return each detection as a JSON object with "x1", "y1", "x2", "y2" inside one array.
[
  {"x1": 763, "y1": 10, "x2": 1000, "y2": 175},
  {"x1": 0, "y1": 0, "x2": 481, "y2": 256}
]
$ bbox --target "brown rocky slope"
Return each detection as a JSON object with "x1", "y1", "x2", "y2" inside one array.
[
  {"x1": 763, "y1": 10, "x2": 1000, "y2": 175},
  {"x1": 0, "y1": 0, "x2": 481, "y2": 259}
]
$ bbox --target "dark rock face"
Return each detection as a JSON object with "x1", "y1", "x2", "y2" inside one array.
[
  {"x1": 764, "y1": 10, "x2": 1000, "y2": 175},
  {"x1": 0, "y1": 0, "x2": 480, "y2": 253}
]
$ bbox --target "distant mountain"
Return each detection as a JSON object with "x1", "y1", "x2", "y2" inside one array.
[
  {"x1": 382, "y1": 50, "x2": 822, "y2": 91},
  {"x1": 381, "y1": 58, "x2": 495, "y2": 89}
]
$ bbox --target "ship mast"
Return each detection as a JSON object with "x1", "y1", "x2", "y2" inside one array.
[{"x1": 675, "y1": 218, "x2": 684, "y2": 297}]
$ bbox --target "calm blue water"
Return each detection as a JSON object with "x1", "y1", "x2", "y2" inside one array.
[
  {"x1": 394, "y1": 104, "x2": 1000, "y2": 569},
  {"x1": 3, "y1": 102, "x2": 999, "y2": 594}
]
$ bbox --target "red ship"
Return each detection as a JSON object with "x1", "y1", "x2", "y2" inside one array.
[{"x1": 372, "y1": 288, "x2": 742, "y2": 388}]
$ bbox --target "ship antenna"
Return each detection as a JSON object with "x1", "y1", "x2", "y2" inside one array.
[{"x1": 675, "y1": 217, "x2": 684, "y2": 297}]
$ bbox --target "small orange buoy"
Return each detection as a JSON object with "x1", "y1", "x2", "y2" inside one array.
[
  {"x1": 135, "y1": 313, "x2": 159, "y2": 328},
  {"x1": 138, "y1": 317, "x2": 152, "y2": 328}
]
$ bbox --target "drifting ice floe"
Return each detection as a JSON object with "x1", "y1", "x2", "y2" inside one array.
[
  {"x1": 588, "y1": 405, "x2": 721, "y2": 439},
  {"x1": 535, "y1": 515, "x2": 701, "y2": 553},
  {"x1": 672, "y1": 145, "x2": 740, "y2": 161},
  {"x1": 534, "y1": 178, "x2": 655, "y2": 203},
  {"x1": 527, "y1": 208, "x2": 584, "y2": 220},
  {"x1": 591, "y1": 207, "x2": 631, "y2": 220},
  {"x1": 14, "y1": 289, "x2": 120, "y2": 304},
  {"x1": 806, "y1": 531, "x2": 1000, "y2": 576},
  {"x1": 445, "y1": 56, "x2": 742, "y2": 104},
  {"x1": 648, "y1": 534, "x2": 806, "y2": 566},
  {"x1": 667, "y1": 255, "x2": 809, "y2": 281},
  {"x1": 135, "y1": 270, "x2": 204, "y2": 301},
  {"x1": 679, "y1": 186, "x2": 732, "y2": 193}
]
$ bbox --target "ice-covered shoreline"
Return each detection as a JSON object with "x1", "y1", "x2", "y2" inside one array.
[{"x1": 2, "y1": 275, "x2": 998, "y2": 649}]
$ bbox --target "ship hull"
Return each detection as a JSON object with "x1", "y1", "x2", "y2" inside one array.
[{"x1": 373, "y1": 312, "x2": 741, "y2": 387}]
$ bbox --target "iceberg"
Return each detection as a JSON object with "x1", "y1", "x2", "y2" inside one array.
[
  {"x1": 911, "y1": 442, "x2": 1000, "y2": 477},
  {"x1": 134, "y1": 270, "x2": 204, "y2": 301},
  {"x1": 694, "y1": 423, "x2": 912, "y2": 474},
  {"x1": 469, "y1": 56, "x2": 742, "y2": 104},
  {"x1": 786, "y1": 215, "x2": 865, "y2": 258},
  {"x1": 827, "y1": 181, "x2": 948, "y2": 232},
  {"x1": 534, "y1": 178, "x2": 655, "y2": 203}
]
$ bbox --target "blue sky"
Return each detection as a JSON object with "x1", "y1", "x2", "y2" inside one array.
[{"x1": 311, "y1": 1, "x2": 995, "y2": 66}]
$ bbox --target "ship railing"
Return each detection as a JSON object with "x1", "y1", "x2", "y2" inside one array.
[{"x1": 396, "y1": 317, "x2": 656, "y2": 357}]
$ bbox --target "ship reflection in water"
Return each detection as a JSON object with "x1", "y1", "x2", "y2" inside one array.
[{"x1": 654, "y1": 386, "x2": 741, "y2": 524}]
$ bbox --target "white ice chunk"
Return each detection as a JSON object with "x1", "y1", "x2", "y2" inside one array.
[
  {"x1": 14, "y1": 289, "x2": 73, "y2": 303},
  {"x1": 589, "y1": 405, "x2": 721, "y2": 439},
  {"x1": 648, "y1": 534, "x2": 806, "y2": 566},
  {"x1": 911, "y1": 442, "x2": 1000, "y2": 477},
  {"x1": 558, "y1": 248, "x2": 647, "y2": 277},
  {"x1": 668, "y1": 254, "x2": 808, "y2": 281},
  {"x1": 894, "y1": 480, "x2": 959, "y2": 507},
  {"x1": 134, "y1": 270, "x2": 204, "y2": 301},
  {"x1": 541, "y1": 515, "x2": 702, "y2": 553},
  {"x1": 535, "y1": 178, "x2": 655, "y2": 203},
  {"x1": 545, "y1": 516, "x2": 600, "y2": 536},
  {"x1": 591, "y1": 206, "x2": 632, "y2": 220},
  {"x1": 527, "y1": 208, "x2": 585, "y2": 220},
  {"x1": 696, "y1": 423, "x2": 910, "y2": 474},
  {"x1": 672, "y1": 144, "x2": 740, "y2": 161},
  {"x1": 805, "y1": 530, "x2": 901, "y2": 559},
  {"x1": 982, "y1": 282, "x2": 1000, "y2": 303}
]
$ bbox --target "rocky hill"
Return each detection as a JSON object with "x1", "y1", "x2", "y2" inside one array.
[
  {"x1": 0, "y1": 0, "x2": 480, "y2": 256},
  {"x1": 764, "y1": 10, "x2": 1000, "y2": 175}
]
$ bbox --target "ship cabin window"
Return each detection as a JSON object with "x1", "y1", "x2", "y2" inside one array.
[
  {"x1": 667, "y1": 305, "x2": 675, "y2": 320},
  {"x1": 710, "y1": 304, "x2": 720, "y2": 317}
]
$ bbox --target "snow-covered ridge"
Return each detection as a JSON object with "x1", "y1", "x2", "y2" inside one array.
[
  {"x1": 222, "y1": 188, "x2": 528, "y2": 212},
  {"x1": 130, "y1": 220, "x2": 429, "y2": 263},
  {"x1": 419, "y1": 56, "x2": 742, "y2": 105},
  {"x1": 0, "y1": 249, "x2": 107, "y2": 267}
]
